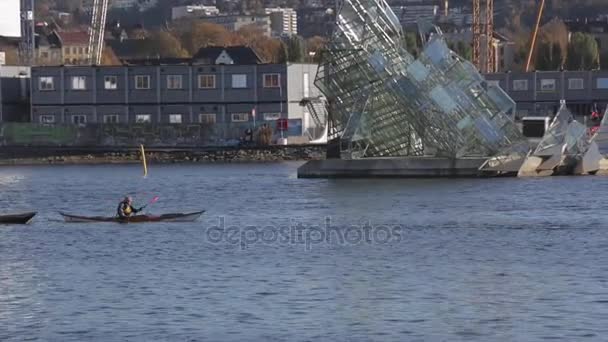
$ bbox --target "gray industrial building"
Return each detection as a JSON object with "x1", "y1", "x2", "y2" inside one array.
[
  {"x1": 30, "y1": 62, "x2": 320, "y2": 139},
  {"x1": 485, "y1": 71, "x2": 608, "y2": 118},
  {"x1": 0, "y1": 66, "x2": 30, "y2": 122}
]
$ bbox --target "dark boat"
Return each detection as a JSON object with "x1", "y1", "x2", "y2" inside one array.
[
  {"x1": 59, "y1": 211, "x2": 205, "y2": 223},
  {"x1": 0, "y1": 212, "x2": 37, "y2": 224}
]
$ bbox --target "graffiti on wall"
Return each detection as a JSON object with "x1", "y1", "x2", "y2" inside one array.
[{"x1": 0, "y1": 120, "x2": 303, "y2": 147}]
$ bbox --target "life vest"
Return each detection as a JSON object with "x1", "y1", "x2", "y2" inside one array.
[{"x1": 124, "y1": 205, "x2": 132, "y2": 215}]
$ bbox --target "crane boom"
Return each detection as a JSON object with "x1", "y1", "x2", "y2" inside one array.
[
  {"x1": 525, "y1": 0, "x2": 546, "y2": 72},
  {"x1": 87, "y1": 0, "x2": 109, "y2": 65}
]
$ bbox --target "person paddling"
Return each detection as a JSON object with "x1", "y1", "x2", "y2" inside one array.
[{"x1": 117, "y1": 196, "x2": 142, "y2": 219}]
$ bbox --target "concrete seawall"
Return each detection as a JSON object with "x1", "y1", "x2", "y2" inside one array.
[
  {"x1": 297, "y1": 157, "x2": 489, "y2": 178},
  {"x1": 0, "y1": 145, "x2": 327, "y2": 165}
]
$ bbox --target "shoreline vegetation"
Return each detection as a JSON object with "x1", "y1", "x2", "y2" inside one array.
[{"x1": 0, "y1": 145, "x2": 327, "y2": 166}]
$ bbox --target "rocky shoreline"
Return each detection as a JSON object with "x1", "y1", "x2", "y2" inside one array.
[{"x1": 0, "y1": 145, "x2": 327, "y2": 165}]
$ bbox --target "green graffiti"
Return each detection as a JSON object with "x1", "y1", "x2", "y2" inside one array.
[{"x1": 1, "y1": 123, "x2": 79, "y2": 145}]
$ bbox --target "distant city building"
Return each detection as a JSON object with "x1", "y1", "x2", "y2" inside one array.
[
  {"x1": 199, "y1": 15, "x2": 272, "y2": 36},
  {"x1": 264, "y1": 8, "x2": 298, "y2": 37},
  {"x1": 171, "y1": 5, "x2": 220, "y2": 21},
  {"x1": 83, "y1": 0, "x2": 158, "y2": 11},
  {"x1": 391, "y1": 5, "x2": 439, "y2": 27}
]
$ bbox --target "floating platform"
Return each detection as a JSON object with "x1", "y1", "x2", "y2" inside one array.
[{"x1": 297, "y1": 157, "x2": 491, "y2": 178}]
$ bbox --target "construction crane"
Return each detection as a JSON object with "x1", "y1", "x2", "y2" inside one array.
[
  {"x1": 525, "y1": 0, "x2": 546, "y2": 72},
  {"x1": 472, "y1": 0, "x2": 495, "y2": 73},
  {"x1": 87, "y1": 0, "x2": 110, "y2": 65}
]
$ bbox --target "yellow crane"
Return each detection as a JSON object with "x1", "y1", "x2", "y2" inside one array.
[{"x1": 525, "y1": 0, "x2": 546, "y2": 72}]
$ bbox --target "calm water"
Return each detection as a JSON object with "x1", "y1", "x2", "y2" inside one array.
[{"x1": 1, "y1": 163, "x2": 608, "y2": 341}]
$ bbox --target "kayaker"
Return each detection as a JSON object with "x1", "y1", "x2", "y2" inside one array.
[{"x1": 117, "y1": 196, "x2": 142, "y2": 218}]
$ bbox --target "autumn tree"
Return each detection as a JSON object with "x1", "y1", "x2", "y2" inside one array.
[
  {"x1": 305, "y1": 36, "x2": 327, "y2": 63},
  {"x1": 235, "y1": 25, "x2": 283, "y2": 63},
  {"x1": 181, "y1": 22, "x2": 234, "y2": 54},
  {"x1": 566, "y1": 32, "x2": 600, "y2": 70},
  {"x1": 532, "y1": 18, "x2": 568, "y2": 70},
  {"x1": 146, "y1": 31, "x2": 189, "y2": 58},
  {"x1": 100, "y1": 46, "x2": 121, "y2": 65}
]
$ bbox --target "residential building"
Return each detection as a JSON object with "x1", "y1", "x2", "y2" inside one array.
[
  {"x1": 265, "y1": 8, "x2": 298, "y2": 37},
  {"x1": 171, "y1": 5, "x2": 220, "y2": 20},
  {"x1": 30, "y1": 62, "x2": 320, "y2": 140},
  {"x1": 35, "y1": 32, "x2": 62, "y2": 66},
  {"x1": 57, "y1": 31, "x2": 90, "y2": 65},
  {"x1": 199, "y1": 15, "x2": 272, "y2": 36}
]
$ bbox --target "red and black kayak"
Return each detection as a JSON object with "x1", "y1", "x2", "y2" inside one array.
[
  {"x1": 0, "y1": 212, "x2": 37, "y2": 224},
  {"x1": 59, "y1": 211, "x2": 205, "y2": 223}
]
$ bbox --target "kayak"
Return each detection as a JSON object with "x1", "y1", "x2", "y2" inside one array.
[
  {"x1": 59, "y1": 210, "x2": 205, "y2": 223},
  {"x1": 0, "y1": 212, "x2": 37, "y2": 224}
]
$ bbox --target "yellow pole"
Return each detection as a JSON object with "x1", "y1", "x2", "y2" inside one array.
[{"x1": 140, "y1": 144, "x2": 148, "y2": 177}]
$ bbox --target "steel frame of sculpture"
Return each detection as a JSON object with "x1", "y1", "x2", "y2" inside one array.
[{"x1": 315, "y1": 0, "x2": 528, "y2": 162}]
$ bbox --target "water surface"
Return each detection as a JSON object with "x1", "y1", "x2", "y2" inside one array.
[{"x1": 1, "y1": 163, "x2": 608, "y2": 341}]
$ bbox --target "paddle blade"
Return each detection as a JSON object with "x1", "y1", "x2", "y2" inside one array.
[{"x1": 149, "y1": 196, "x2": 160, "y2": 204}]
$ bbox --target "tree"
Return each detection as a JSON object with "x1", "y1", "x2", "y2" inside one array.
[
  {"x1": 181, "y1": 22, "x2": 233, "y2": 54},
  {"x1": 100, "y1": 46, "x2": 121, "y2": 65},
  {"x1": 455, "y1": 40, "x2": 472, "y2": 61},
  {"x1": 403, "y1": 32, "x2": 419, "y2": 58},
  {"x1": 535, "y1": 41, "x2": 563, "y2": 70},
  {"x1": 146, "y1": 31, "x2": 189, "y2": 58},
  {"x1": 566, "y1": 32, "x2": 600, "y2": 70},
  {"x1": 285, "y1": 36, "x2": 305, "y2": 62},
  {"x1": 305, "y1": 36, "x2": 327, "y2": 63},
  {"x1": 236, "y1": 25, "x2": 283, "y2": 63}
]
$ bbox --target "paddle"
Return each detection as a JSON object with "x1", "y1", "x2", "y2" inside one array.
[{"x1": 139, "y1": 196, "x2": 159, "y2": 211}]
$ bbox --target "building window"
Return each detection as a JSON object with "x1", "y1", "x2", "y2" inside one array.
[
  {"x1": 71, "y1": 76, "x2": 86, "y2": 90},
  {"x1": 39, "y1": 77, "x2": 54, "y2": 91},
  {"x1": 135, "y1": 75, "x2": 151, "y2": 90},
  {"x1": 199, "y1": 113, "x2": 216, "y2": 124},
  {"x1": 39, "y1": 115, "x2": 55, "y2": 124},
  {"x1": 539, "y1": 79, "x2": 556, "y2": 92},
  {"x1": 303, "y1": 72, "x2": 310, "y2": 97},
  {"x1": 169, "y1": 114, "x2": 182, "y2": 124},
  {"x1": 103, "y1": 115, "x2": 119, "y2": 124},
  {"x1": 135, "y1": 114, "x2": 152, "y2": 123},
  {"x1": 71, "y1": 115, "x2": 86, "y2": 125},
  {"x1": 597, "y1": 78, "x2": 608, "y2": 89},
  {"x1": 231, "y1": 113, "x2": 249, "y2": 122},
  {"x1": 104, "y1": 76, "x2": 118, "y2": 90},
  {"x1": 198, "y1": 74, "x2": 216, "y2": 89},
  {"x1": 487, "y1": 80, "x2": 500, "y2": 88},
  {"x1": 232, "y1": 74, "x2": 247, "y2": 88},
  {"x1": 263, "y1": 73, "x2": 280, "y2": 88},
  {"x1": 167, "y1": 75, "x2": 183, "y2": 90},
  {"x1": 513, "y1": 79, "x2": 528, "y2": 91},
  {"x1": 263, "y1": 113, "x2": 281, "y2": 120},
  {"x1": 64, "y1": 47, "x2": 69, "y2": 55},
  {"x1": 568, "y1": 78, "x2": 584, "y2": 90}
]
